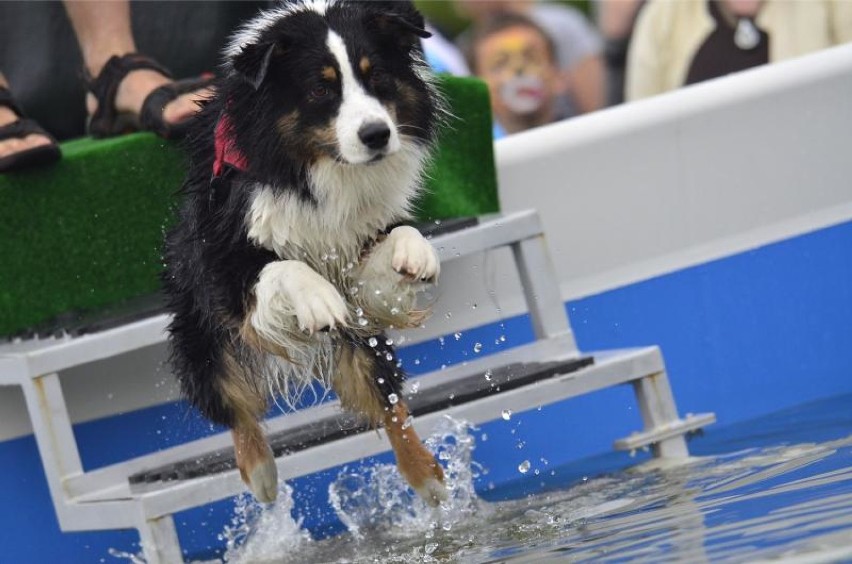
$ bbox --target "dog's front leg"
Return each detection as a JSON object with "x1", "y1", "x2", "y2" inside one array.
[
  {"x1": 355, "y1": 226, "x2": 440, "y2": 327},
  {"x1": 250, "y1": 260, "x2": 349, "y2": 345}
]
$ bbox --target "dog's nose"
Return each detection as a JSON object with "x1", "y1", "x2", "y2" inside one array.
[{"x1": 358, "y1": 122, "x2": 391, "y2": 150}]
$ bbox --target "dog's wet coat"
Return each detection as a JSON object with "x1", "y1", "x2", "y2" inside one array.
[{"x1": 163, "y1": 0, "x2": 445, "y2": 504}]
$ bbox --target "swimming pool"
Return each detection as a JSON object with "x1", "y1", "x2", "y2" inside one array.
[{"x1": 212, "y1": 392, "x2": 852, "y2": 563}]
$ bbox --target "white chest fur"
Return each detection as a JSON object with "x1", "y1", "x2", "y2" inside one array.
[{"x1": 245, "y1": 144, "x2": 426, "y2": 260}]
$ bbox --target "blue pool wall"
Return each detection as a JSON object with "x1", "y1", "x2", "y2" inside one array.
[{"x1": 1, "y1": 219, "x2": 851, "y2": 561}]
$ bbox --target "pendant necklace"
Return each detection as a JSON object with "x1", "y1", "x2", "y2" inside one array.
[{"x1": 734, "y1": 18, "x2": 760, "y2": 50}]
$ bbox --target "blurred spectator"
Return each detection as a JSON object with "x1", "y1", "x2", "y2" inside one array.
[
  {"x1": 626, "y1": 0, "x2": 852, "y2": 102},
  {"x1": 0, "y1": 1, "x2": 260, "y2": 141},
  {"x1": 456, "y1": 0, "x2": 606, "y2": 119},
  {"x1": 467, "y1": 12, "x2": 563, "y2": 137},
  {"x1": 594, "y1": 0, "x2": 645, "y2": 105}
]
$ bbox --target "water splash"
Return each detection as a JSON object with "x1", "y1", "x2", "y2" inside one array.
[
  {"x1": 217, "y1": 416, "x2": 483, "y2": 563},
  {"x1": 106, "y1": 548, "x2": 145, "y2": 563},
  {"x1": 328, "y1": 415, "x2": 485, "y2": 540},
  {"x1": 221, "y1": 484, "x2": 310, "y2": 563}
]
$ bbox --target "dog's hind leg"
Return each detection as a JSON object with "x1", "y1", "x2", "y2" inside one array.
[
  {"x1": 333, "y1": 337, "x2": 447, "y2": 506},
  {"x1": 218, "y1": 351, "x2": 278, "y2": 503}
]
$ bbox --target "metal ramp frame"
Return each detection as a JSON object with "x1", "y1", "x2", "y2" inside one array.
[{"x1": 0, "y1": 209, "x2": 715, "y2": 563}]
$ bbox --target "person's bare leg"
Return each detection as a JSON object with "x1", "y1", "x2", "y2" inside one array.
[
  {"x1": 0, "y1": 72, "x2": 52, "y2": 161},
  {"x1": 62, "y1": 0, "x2": 209, "y2": 126}
]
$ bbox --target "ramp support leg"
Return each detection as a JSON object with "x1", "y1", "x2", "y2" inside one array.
[
  {"x1": 20, "y1": 373, "x2": 84, "y2": 529},
  {"x1": 632, "y1": 371, "x2": 689, "y2": 458},
  {"x1": 511, "y1": 234, "x2": 575, "y2": 347},
  {"x1": 138, "y1": 514, "x2": 183, "y2": 564}
]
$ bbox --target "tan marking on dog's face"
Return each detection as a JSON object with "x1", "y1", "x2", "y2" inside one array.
[
  {"x1": 322, "y1": 65, "x2": 337, "y2": 81},
  {"x1": 396, "y1": 80, "x2": 420, "y2": 107},
  {"x1": 359, "y1": 56, "x2": 371, "y2": 75},
  {"x1": 276, "y1": 110, "x2": 301, "y2": 140},
  {"x1": 304, "y1": 122, "x2": 339, "y2": 162},
  {"x1": 272, "y1": 108, "x2": 337, "y2": 163}
]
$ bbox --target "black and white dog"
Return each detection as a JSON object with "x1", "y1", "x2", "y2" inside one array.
[{"x1": 163, "y1": 0, "x2": 446, "y2": 505}]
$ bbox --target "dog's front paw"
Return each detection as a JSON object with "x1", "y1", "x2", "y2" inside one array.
[
  {"x1": 253, "y1": 261, "x2": 348, "y2": 336},
  {"x1": 388, "y1": 226, "x2": 440, "y2": 282},
  {"x1": 290, "y1": 276, "x2": 349, "y2": 334}
]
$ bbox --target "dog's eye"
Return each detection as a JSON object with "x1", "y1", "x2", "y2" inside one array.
[{"x1": 311, "y1": 85, "x2": 330, "y2": 99}]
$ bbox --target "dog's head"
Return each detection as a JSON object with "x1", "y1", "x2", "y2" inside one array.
[{"x1": 222, "y1": 0, "x2": 438, "y2": 170}]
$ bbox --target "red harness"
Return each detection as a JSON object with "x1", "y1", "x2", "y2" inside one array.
[{"x1": 213, "y1": 113, "x2": 248, "y2": 176}]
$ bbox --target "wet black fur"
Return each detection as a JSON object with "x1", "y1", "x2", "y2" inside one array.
[{"x1": 162, "y1": 1, "x2": 437, "y2": 427}]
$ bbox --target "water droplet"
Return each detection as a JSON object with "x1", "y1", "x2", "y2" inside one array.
[
  {"x1": 454, "y1": 332, "x2": 462, "y2": 340},
  {"x1": 390, "y1": 307, "x2": 400, "y2": 314},
  {"x1": 484, "y1": 369, "x2": 492, "y2": 381},
  {"x1": 385, "y1": 337, "x2": 394, "y2": 346},
  {"x1": 424, "y1": 543, "x2": 438, "y2": 555},
  {"x1": 388, "y1": 393, "x2": 399, "y2": 405},
  {"x1": 501, "y1": 409, "x2": 512, "y2": 420},
  {"x1": 377, "y1": 377, "x2": 385, "y2": 384},
  {"x1": 473, "y1": 342, "x2": 482, "y2": 353},
  {"x1": 518, "y1": 460, "x2": 531, "y2": 474},
  {"x1": 355, "y1": 307, "x2": 363, "y2": 316},
  {"x1": 445, "y1": 311, "x2": 453, "y2": 319},
  {"x1": 358, "y1": 317, "x2": 369, "y2": 327},
  {"x1": 385, "y1": 352, "x2": 393, "y2": 361},
  {"x1": 411, "y1": 381, "x2": 420, "y2": 393},
  {"x1": 374, "y1": 289, "x2": 382, "y2": 295},
  {"x1": 368, "y1": 337, "x2": 378, "y2": 347}
]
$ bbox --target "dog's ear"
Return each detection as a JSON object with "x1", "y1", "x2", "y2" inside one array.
[
  {"x1": 233, "y1": 42, "x2": 276, "y2": 90},
  {"x1": 368, "y1": 2, "x2": 431, "y2": 44}
]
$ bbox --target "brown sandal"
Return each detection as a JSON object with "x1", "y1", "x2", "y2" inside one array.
[{"x1": 85, "y1": 53, "x2": 214, "y2": 140}]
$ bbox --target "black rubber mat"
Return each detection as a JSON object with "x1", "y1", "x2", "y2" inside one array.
[{"x1": 129, "y1": 355, "x2": 594, "y2": 487}]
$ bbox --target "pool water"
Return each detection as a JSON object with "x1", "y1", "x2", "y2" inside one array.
[{"x1": 211, "y1": 393, "x2": 852, "y2": 563}]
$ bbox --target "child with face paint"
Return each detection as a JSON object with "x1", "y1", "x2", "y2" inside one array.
[{"x1": 468, "y1": 12, "x2": 562, "y2": 137}]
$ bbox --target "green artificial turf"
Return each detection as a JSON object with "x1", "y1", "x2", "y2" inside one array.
[{"x1": 0, "y1": 75, "x2": 497, "y2": 337}]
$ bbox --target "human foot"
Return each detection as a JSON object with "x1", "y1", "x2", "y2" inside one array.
[
  {"x1": 0, "y1": 106, "x2": 53, "y2": 160},
  {"x1": 86, "y1": 53, "x2": 214, "y2": 139},
  {"x1": 0, "y1": 88, "x2": 61, "y2": 173},
  {"x1": 86, "y1": 68, "x2": 213, "y2": 128}
]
